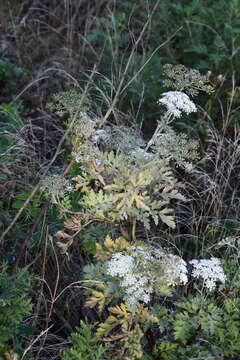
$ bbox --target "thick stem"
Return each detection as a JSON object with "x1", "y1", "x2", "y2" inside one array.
[{"x1": 131, "y1": 216, "x2": 137, "y2": 242}]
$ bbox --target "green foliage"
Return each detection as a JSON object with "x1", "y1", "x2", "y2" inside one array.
[
  {"x1": 152, "y1": 125, "x2": 199, "y2": 170},
  {"x1": 96, "y1": 302, "x2": 157, "y2": 360},
  {"x1": 79, "y1": 224, "x2": 111, "y2": 255},
  {"x1": 0, "y1": 103, "x2": 23, "y2": 163},
  {"x1": 0, "y1": 263, "x2": 33, "y2": 355},
  {"x1": 67, "y1": 121, "x2": 187, "y2": 235},
  {"x1": 0, "y1": 101, "x2": 41, "y2": 226},
  {"x1": 173, "y1": 297, "x2": 222, "y2": 345},
  {"x1": 154, "y1": 296, "x2": 240, "y2": 359},
  {"x1": 97, "y1": 302, "x2": 158, "y2": 338},
  {"x1": 80, "y1": 159, "x2": 182, "y2": 229},
  {"x1": 62, "y1": 320, "x2": 109, "y2": 360},
  {"x1": 0, "y1": 59, "x2": 24, "y2": 102},
  {"x1": 79, "y1": 0, "x2": 240, "y2": 132},
  {"x1": 95, "y1": 235, "x2": 131, "y2": 261},
  {"x1": 154, "y1": 0, "x2": 240, "y2": 72},
  {"x1": 48, "y1": 90, "x2": 90, "y2": 118},
  {"x1": 163, "y1": 64, "x2": 213, "y2": 97}
]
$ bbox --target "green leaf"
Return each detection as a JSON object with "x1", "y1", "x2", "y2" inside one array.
[
  {"x1": 12, "y1": 201, "x2": 24, "y2": 209},
  {"x1": 0, "y1": 174, "x2": 7, "y2": 180}
]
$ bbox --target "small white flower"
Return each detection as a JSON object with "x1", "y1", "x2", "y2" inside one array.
[
  {"x1": 190, "y1": 258, "x2": 226, "y2": 291},
  {"x1": 107, "y1": 252, "x2": 152, "y2": 308},
  {"x1": 107, "y1": 253, "x2": 134, "y2": 278},
  {"x1": 163, "y1": 255, "x2": 188, "y2": 286},
  {"x1": 158, "y1": 91, "x2": 197, "y2": 118}
]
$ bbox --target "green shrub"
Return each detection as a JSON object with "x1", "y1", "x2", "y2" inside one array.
[
  {"x1": 153, "y1": 296, "x2": 240, "y2": 359},
  {"x1": 0, "y1": 263, "x2": 33, "y2": 356},
  {"x1": 62, "y1": 321, "x2": 108, "y2": 360},
  {"x1": 0, "y1": 58, "x2": 24, "y2": 102}
]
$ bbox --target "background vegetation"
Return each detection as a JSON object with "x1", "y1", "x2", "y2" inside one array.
[{"x1": 0, "y1": 0, "x2": 240, "y2": 359}]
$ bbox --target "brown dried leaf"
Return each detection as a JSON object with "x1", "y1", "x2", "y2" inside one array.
[{"x1": 64, "y1": 215, "x2": 82, "y2": 231}]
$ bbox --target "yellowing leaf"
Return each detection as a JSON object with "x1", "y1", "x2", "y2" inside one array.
[
  {"x1": 104, "y1": 235, "x2": 114, "y2": 248},
  {"x1": 160, "y1": 214, "x2": 176, "y2": 229}
]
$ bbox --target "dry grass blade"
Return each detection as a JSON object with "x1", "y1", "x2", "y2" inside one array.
[{"x1": 0, "y1": 64, "x2": 97, "y2": 243}]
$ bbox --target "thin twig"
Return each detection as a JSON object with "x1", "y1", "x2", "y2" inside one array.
[{"x1": 21, "y1": 324, "x2": 54, "y2": 360}]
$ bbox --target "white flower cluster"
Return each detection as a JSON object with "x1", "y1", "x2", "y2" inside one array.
[
  {"x1": 106, "y1": 246, "x2": 226, "y2": 308},
  {"x1": 40, "y1": 174, "x2": 73, "y2": 204},
  {"x1": 162, "y1": 254, "x2": 188, "y2": 286},
  {"x1": 106, "y1": 246, "x2": 188, "y2": 308},
  {"x1": 131, "y1": 246, "x2": 188, "y2": 286},
  {"x1": 158, "y1": 91, "x2": 197, "y2": 118},
  {"x1": 107, "y1": 252, "x2": 152, "y2": 308},
  {"x1": 190, "y1": 258, "x2": 226, "y2": 291},
  {"x1": 76, "y1": 112, "x2": 96, "y2": 139}
]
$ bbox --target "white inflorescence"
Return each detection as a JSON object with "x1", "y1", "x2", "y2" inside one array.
[
  {"x1": 162, "y1": 254, "x2": 188, "y2": 286},
  {"x1": 132, "y1": 246, "x2": 188, "y2": 286},
  {"x1": 158, "y1": 91, "x2": 197, "y2": 118},
  {"x1": 190, "y1": 258, "x2": 226, "y2": 291},
  {"x1": 106, "y1": 252, "x2": 152, "y2": 308},
  {"x1": 106, "y1": 247, "x2": 226, "y2": 307},
  {"x1": 106, "y1": 253, "x2": 135, "y2": 278},
  {"x1": 107, "y1": 246, "x2": 188, "y2": 308},
  {"x1": 40, "y1": 175, "x2": 73, "y2": 204}
]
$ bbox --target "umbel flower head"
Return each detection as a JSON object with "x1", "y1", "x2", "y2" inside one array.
[
  {"x1": 106, "y1": 245, "x2": 188, "y2": 309},
  {"x1": 190, "y1": 258, "x2": 226, "y2": 291},
  {"x1": 106, "y1": 252, "x2": 152, "y2": 307},
  {"x1": 40, "y1": 174, "x2": 72, "y2": 204},
  {"x1": 158, "y1": 91, "x2": 197, "y2": 118}
]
